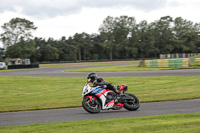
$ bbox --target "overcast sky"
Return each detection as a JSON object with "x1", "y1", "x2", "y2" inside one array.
[{"x1": 0, "y1": 0, "x2": 200, "y2": 47}]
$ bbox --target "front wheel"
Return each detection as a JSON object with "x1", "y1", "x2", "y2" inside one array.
[
  {"x1": 123, "y1": 93, "x2": 140, "y2": 111},
  {"x1": 82, "y1": 97, "x2": 101, "y2": 114}
]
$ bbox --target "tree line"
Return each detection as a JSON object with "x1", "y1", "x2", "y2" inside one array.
[{"x1": 0, "y1": 16, "x2": 200, "y2": 62}]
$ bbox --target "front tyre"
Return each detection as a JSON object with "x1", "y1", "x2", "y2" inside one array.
[
  {"x1": 124, "y1": 93, "x2": 140, "y2": 111},
  {"x1": 82, "y1": 97, "x2": 101, "y2": 114}
]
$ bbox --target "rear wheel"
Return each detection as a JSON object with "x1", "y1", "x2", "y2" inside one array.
[
  {"x1": 123, "y1": 93, "x2": 140, "y2": 111},
  {"x1": 82, "y1": 97, "x2": 101, "y2": 114}
]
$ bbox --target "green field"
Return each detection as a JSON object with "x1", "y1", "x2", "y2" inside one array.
[
  {"x1": 0, "y1": 113, "x2": 199, "y2": 133},
  {"x1": 39, "y1": 60, "x2": 138, "y2": 68},
  {"x1": 0, "y1": 61, "x2": 138, "y2": 71},
  {"x1": 1, "y1": 61, "x2": 199, "y2": 131},
  {"x1": 190, "y1": 54, "x2": 200, "y2": 66},
  {"x1": 0, "y1": 76, "x2": 200, "y2": 112},
  {"x1": 1, "y1": 59, "x2": 199, "y2": 73},
  {"x1": 65, "y1": 64, "x2": 200, "y2": 72}
]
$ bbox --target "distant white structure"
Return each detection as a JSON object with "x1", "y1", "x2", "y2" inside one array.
[
  {"x1": 0, "y1": 62, "x2": 6, "y2": 70},
  {"x1": 8, "y1": 58, "x2": 22, "y2": 65},
  {"x1": 160, "y1": 53, "x2": 200, "y2": 59}
]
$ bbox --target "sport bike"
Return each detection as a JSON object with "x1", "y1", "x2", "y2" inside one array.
[{"x1": 82, "y1": 82, "x2": 140, "y2": 113}]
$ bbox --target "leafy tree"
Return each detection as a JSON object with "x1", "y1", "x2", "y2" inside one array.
[
  {"x1": 6, "y1": 40, "x2": 36, "y2": 59},
  {"x1": 71, "y1": 32, "x2": 92, "y2": 61},
  {"x1": 72, "y1": 33, "x2": 83, "y2": 61},
  {"x1": 57, "y1": 36, "x2": 77, "y2": 61},
  {"x1": 0, "y1": 48, "x2": 5, "y2": 61},
  {"x1": 99, "y1": 16, "x2": 137, "y2": 60},
  {"x1": 33, "y1": 37, "x2": 47, "y2": 62},
  {"x1": 2, "y1": 15, "x2": 200, "y2": 62},
  {"x1": 114, "y1": 16, "x2": 137, "y2": 59},
  {"x1": 135, "y1": 20, "x2": 160, "y2": 58},
  {"x1": 134, "y1": 20, "x2": 152, "y2": 58},
  {"x1": 44, "y1": 44, "x2": 59, "y2": 61},
  {"x1": 90, "y1": 33, "x2": 106, "y2": 60},
  {"x1": 153, "y1": 16, "x2": 174, "y2": 54},
  {"x1": 99, "y1": 16, "x2": 119, "y2": 60},
  {"x1": 0, "y1": 17, "x2": 37, "y2": 48},
  {"x1": 173, "y1": 17, "x2": 200, "y2": 53}
]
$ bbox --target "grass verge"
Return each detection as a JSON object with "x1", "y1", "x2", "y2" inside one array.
[
  {"x1": 190, "y1": 54, "x2": 200, "y2": 66},
  {"x1": 39, "y1": 60, "x2": 138, "y2": 68},
  {"x1": 0, "y1": 76, "x2": 200, "y2": 112},
  {"x1": 0, "y1": 113, "x2": 200, "y2": 133},
  {"x1": 65, "y1": 64, "x2": 200, "y2": 72}
]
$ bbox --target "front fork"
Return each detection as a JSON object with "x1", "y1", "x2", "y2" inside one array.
[
  {"x1": 84, "y1": 95, "x2": 124, "y2": 109},
  {"x1": 84, "y1": 96, "x2": 96, "y2": 102}
]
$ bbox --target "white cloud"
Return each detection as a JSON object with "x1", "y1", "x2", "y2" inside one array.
[
  {"x1": 0, "y1": 0, "x2": 200, "y2": 48},
  {"x1": 0, "y1": 0, "x2": 168, "y2": 18}
]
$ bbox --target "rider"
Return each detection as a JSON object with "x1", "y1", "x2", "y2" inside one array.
[{"x1": 87, "y1": 72, "x2": 120, "y2": 95}]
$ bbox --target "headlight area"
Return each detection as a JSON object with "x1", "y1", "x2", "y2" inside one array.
[
  {"x1": 84, "y1": 88, "x2": 88, "y2": 94},
  {"x1": 82, "y1": 86, "x2": 89, "y2": 96}
]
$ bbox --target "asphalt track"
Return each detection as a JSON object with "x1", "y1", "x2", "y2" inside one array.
[
  {"x1": 0, "y1": 64, "x2": 200, "y2": 127},
  {"x1": 0, "y1": 64, "x2": 200, "y2": 77},
  {"x1": 0, "y1": 99, "x2": 200, "y2": 126}
]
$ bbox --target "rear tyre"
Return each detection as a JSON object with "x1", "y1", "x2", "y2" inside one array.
[
  {"x1": 82, "y1": 97, "x2": 101, "y2": 114},
  {"x1": 123, "y1": 93, "x2": 140, "y2": 111}
]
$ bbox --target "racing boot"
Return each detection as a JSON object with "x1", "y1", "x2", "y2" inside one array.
[
  {"x1": 114, "y1": 86, "x2": 121, "y2": 95},
  {"x1": 113, "y1": 86, "x2": 121, "y2": 104}
]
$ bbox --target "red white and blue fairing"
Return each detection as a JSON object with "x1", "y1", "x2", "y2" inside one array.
[
  {"x1": 82, "y1": 81, "x2": 140, "y2": 113},
  {"x1": 82, "y1": 82, "x2": 123, "y2": 110}
]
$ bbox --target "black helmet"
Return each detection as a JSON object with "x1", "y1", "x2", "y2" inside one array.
[{"x1": 87, "y1": 72, "x2": 97, "y2": 82}]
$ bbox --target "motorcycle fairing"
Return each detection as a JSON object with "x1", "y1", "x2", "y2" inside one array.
[
  {"x1": 119, "y1": 84, "x2": 128, "y2": 92},
  {"x1": 105, "y1": 100, "x2": 114, "y2": 108},
  {"x1": 90, "y1": 87, "x2": 116, "y2": 109},
  {"x1": 85, "y1": 96, "x2": 95, "y2": 102},
  {"x1": 83, "y1": 84, "x2": 127, "y2": 110},
  {"x1": 90, "y1": 88, "x2": 107, "y2": 97}
]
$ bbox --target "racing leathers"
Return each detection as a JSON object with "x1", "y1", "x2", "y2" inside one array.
[{"x1": 93, "y1": 77, "x2": 120, "y2": 95}]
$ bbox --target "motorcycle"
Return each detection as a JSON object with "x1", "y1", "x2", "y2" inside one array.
[{"x1": 82, "y1": 81, "x2": 140, "y2": 113}]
